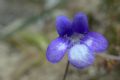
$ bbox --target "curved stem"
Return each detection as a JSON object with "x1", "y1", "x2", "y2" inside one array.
[{"x1": 62, "y1": 61, "x2": 69, "y2": 80}]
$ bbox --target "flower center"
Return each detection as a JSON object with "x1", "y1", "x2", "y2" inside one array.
[{"x1": 66, "y1": 33, "x2": 84, "y2": 48}]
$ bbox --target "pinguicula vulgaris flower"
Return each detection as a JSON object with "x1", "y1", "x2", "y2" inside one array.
[{"x1": 46, "y1": 12, "x2": 108, "y2": 69}]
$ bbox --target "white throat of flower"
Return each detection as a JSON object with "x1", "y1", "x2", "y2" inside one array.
[
  {"x1": 71, "y1": 33, "x2": 84, "y2": 42},
  {"x1": 66, "y1": 33, "x2": 84, "y2": 48}
]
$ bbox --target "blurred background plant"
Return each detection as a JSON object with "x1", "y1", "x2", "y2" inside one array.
[{"x1": 0, "y1": 0, "x2": 119, "y2": 80}]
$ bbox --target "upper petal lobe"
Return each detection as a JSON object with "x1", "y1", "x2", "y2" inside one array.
[
  {"x1": 81, "y1": 32, "x2": 108, "y2": 52},
  {"x1": 68, "y1": 44, "x2": 95, "y2": 69},
  {"x1": 46, "y1": 37, "x2": 69, "y2": 63},
  {"x1": 72, "y1": 12, "x2": 89, "y2": 34},
  {"x1": 56, "y1": 16, "x2": 72, "y2": 36}
]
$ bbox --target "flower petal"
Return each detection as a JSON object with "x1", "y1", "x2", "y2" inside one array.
[
  {"x1": 68, "y1": 44, "x2": 95, "y2": 69},
  {"x1": 81, "y1": 32, "x2": 108, "y2": 52},
  {"x1": 46, "y1": 37, "x2": 69, "y2": 63},
  {"x1": 56, "y1": 16, "x2": 72, "y2": 36},
  {"x1": 72, "y1": 12, "x2": 89, "y2": 34}
]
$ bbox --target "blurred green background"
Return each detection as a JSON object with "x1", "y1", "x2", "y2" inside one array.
[{"x1": 0, "y1": 0, "x2": 120, "y2": 80}]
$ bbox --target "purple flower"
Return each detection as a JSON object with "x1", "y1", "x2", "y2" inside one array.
[{"x1": 46, "y1": 12, "x2": 108, "y2": 69}]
